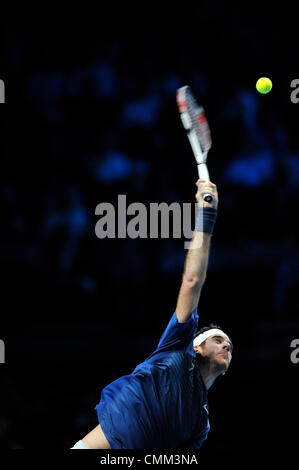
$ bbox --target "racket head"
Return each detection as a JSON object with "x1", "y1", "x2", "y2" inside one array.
[{"x1": 176, "y1": 85, "x2": 212, "y2": 155}]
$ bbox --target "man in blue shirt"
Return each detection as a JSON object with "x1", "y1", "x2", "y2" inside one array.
[{"x1": 71, "y1": 179, "x2": 233, "y2": 449}]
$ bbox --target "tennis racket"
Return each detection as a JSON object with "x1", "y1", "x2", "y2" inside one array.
[{"x1": 176, "y1": 85, "x2": 213, "y2": 202}]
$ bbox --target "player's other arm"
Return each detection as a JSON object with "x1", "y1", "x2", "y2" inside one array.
[{"x1": 175, "y1": 179, "x2": 218, "y2": 323}]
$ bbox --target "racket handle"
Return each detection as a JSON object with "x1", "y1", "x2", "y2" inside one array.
[
  {"x1": 197, "y1": 164, "x2": 213, "y2": 202},
  {"x1": 197, "y1": 163, "x2": 210, "y2": 182}
]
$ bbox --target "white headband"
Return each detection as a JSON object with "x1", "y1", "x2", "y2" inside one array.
[{"x1": 193, "y1": 328, "x2": 230, "y2": 347}]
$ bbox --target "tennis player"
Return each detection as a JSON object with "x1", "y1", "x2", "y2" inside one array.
[{"x1": 71, "y1": 179, "x2": 233, "y2": 449}]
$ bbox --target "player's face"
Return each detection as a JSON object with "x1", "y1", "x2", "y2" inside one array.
[{"x1": 201, "y1": 335, "x2": 233, "y2": 372}]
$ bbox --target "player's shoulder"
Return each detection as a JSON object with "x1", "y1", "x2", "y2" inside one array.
[{"x1": 146, "y1": 349, "x2": 192, "y2": 369}]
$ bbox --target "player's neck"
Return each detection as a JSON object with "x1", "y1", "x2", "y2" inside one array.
[
  {"x1": 198, "y1": 367, "x2": 217, "y2": 390},
  {"x1": 197, "y1": 361, "x2": 222, "y2": 390}
]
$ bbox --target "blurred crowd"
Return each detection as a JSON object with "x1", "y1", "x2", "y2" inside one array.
[{"x1": 1, "y1": 8, "x2": 298, "y2": 449}]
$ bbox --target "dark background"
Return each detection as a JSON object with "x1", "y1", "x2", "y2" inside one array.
[{"x1": 0, "y1": 6, "x2": 298, "y2": 456}]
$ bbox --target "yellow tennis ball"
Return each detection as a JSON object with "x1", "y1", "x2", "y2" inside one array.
[{"x1": 256, "y1": 77, "x2": 272, "y2": 94}]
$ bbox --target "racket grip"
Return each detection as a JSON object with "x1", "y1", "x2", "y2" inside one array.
[
  {"x1": 197, "y1": 164, "x2": 212, "y2": 202},
  {"x1": 197, "y1": 163, "x2": 210, "y2": 182}
]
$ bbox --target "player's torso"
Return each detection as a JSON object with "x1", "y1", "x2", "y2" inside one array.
[{"x1": 130, "y1": 351, "x2": 208, "y2": 448}]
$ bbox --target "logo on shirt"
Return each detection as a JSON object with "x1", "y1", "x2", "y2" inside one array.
[{"x1": 203, "y1": 404, "x2": 209, "y2": 414}]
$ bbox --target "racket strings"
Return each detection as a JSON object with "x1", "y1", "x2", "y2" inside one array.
[
  {"x1": 187, "y1": 102, "x2": 211, "y2": 153},
  {"x1": 178, "y1": 87, "x2": 211, "y2": 154}
]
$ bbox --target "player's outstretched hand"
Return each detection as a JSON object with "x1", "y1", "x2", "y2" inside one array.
[{"x1": 195, "y1": 179, "x2": 218, "y2": 209}]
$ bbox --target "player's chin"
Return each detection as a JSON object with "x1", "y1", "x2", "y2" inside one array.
[{"x1": 217, "y1": 356, "x2": 230, "y2": 372}]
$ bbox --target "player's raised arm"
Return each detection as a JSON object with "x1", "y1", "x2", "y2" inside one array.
[{"x1": 175, "y1": 179, "x2": 218, "y2": 323}]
